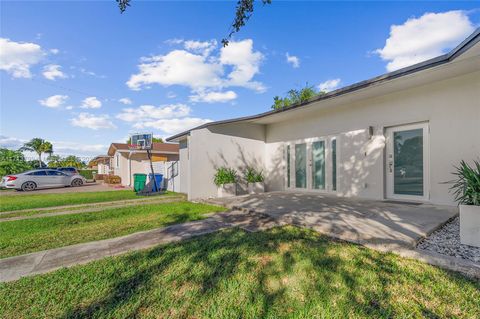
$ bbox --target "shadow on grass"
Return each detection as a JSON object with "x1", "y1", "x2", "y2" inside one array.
[{"x1": 58, "y1": 227, "x2": 478, "y2": 318}]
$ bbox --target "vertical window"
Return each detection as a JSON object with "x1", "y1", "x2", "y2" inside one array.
[
  {"x1": 295, "y1": 143, "x2": 307, "y2": 188},
  {"x1": 332, "y1": 139, "x2": 337, "y2": 191},
  {"x1": 312, "y1": 141, "x2": 325, "y2": 189},
  {"x1": 116, "y1": 155, "x2": 120, "y2": 168},
  {"x1": 286, "y1": 145, "x2": 290, "y2": 188}
]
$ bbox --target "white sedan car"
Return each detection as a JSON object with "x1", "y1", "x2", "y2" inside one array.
[{"x1": 0, "y1": 169, "x2": 86, "y2": 191}]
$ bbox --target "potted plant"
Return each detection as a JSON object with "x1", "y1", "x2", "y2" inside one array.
[
  {"x1": 245, "y1": 166, "x2": 265, "y2": 194},
  {"x1": 214, "y1": 167, "x2": 238, "y2": 197},
  {"x1": 451, "y1": 160, "x2": 480, "y2": 247}
]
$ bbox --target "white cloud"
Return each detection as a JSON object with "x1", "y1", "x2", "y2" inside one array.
[
  {"x1": 53, "y1": 141, "x2": 108, "y2": 156},
  {"x1": 127, "y1": 39, "x2": 265, "y2": 93},
  {"x1": 39, "y1": 95, "x2": 69, "y2": 108},
  {"x1": 285, "y1": 52, "x2": 300, "y2": 68},
  {"x1": 116, "y1": 104, "x2": 191, "y2": 122},
  {"x1": 166, "y1": 91, "x2": 177, "y2": 99},
  {"x1": 42, "y1": 64, "x2": 67, "y2": 80},
  {"x1": 133, "y1": 117, "x2": 212, "y2": 135},
  {"x1": 70, "y1": 113, "x2": 116, "y2": 130},
  {"x1": 189, "y1": 90, "x2": 237, "y2": 103},
  {"x1": 119, "y1": 98, "x2": 132, "y2": 105},
  {"x1": 0, "y1": 135, "x2": 25, "y2": 149},
  {"x1": 116, "y1": 103, "x2": 211, "y2": 135},
  {"x1": 220, "y1": 39, "x2": 265, "y2": 92},
  {"x1": 318, "y1": 79, "x2": 341, "y2": 92},
  {"x1": 0, "y1": 38, "x2": 44, "y2": 78},
  {"x1": 80, "y1": 96, "x2": 102, "y2": 109},
  {"x1": 375, "y1": 10, "x2": 475, "y2": 71},
  {"x1": 184, "y1": 39, "x2": 217, "y2": 56},
  {"x1": 50, "y1": 48, "x2": 60, "y2": 55}
]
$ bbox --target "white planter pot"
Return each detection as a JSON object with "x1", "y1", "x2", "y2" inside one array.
[
  {"x1": 217, "y1": 183, "x2": 237, "y2": 198},
  {"x1": 460, "y1": 204, "x2": 480, "y2": 248},
  {"x1": 248, "y1": 182, "x2": 265, "y2": 194}
]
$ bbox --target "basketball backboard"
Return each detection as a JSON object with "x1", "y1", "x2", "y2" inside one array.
[{"x1": 129, "y1": 133, "x2": 153, "y2": 150}]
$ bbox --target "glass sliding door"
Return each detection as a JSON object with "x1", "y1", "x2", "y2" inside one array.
[
  {"x1": 312, "y1": 141, "x2": 325, "y2": 189},
  {"x1": 295, "y1": 143, "x2": 307, "y2": 188}
]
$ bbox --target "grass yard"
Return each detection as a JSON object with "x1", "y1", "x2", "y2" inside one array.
[
  {"x1": 0, "y1": 190, "x2": 177, "y2": 212},
  {"x1": 0, "y1": 201, "x2": 225, "y2": 258},
  {"x1": 0, "y1": 226, "x2": 478, "y2": 319}
]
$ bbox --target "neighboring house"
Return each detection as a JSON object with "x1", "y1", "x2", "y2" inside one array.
[
  {"x1": 167, "y1": 29, "x2": 480, "y2": 205},
  {"x1": 89, "y1": 155, "x2": 111, "y2": 174},
  {"x1": 106, "y1": 142, "x2": 180, "y2": 190}
]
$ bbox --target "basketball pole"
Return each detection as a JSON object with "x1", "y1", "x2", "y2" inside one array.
[{"x1": 146, "y1": 149, "x2": 158, "y2": 193}]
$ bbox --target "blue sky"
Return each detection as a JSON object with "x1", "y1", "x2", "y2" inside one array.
[{"x1": 1, "y1": 1, "x2": 479, "y2": 158}]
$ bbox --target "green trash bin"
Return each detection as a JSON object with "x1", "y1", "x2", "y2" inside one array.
[{"x1": 133, "y1": 173, "x2": 147, "y2": 192}]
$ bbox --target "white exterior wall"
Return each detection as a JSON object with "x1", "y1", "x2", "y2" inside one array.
[
  {"x1": 266, "y1": 71, "x2": 480, "y2": 205},
  {"x1": 176, "y1": 53, "x2": 479, "y2": 205},
  {"x1": 187, "y1": 122, "x2": 266, "y2": 199}
]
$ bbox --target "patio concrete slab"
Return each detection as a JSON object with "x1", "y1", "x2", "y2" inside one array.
[
  {"x1": 0, "y1": 210, "x2": 280, "y2": 282},
  {"x1": 208, "y1": 191, "x2": 458, "y2": 251}
]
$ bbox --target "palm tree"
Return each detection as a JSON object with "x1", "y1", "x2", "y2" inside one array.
[{"x1": 20, "y1": 138, "x2": 53, "y2": 168}]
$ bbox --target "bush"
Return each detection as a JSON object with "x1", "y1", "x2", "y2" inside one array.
[
  {"x1": 78, "y1": 169, "x2": 97, "y2": 180},
  {"x1": 451, "y1": 160, "x2": 480, "y2": 206},
  {"x1": 244, "y1": 167, "x2": 264, "y2": 183},
  {"x1": 104, "y1": 175, "x2": 122, "y2": 185},
  {"x1": 213, "y1": 167, "x2": 237, "y2": 187},
  {"x1": 95, "y1": 174, "x2": 105, "y2": 181}
]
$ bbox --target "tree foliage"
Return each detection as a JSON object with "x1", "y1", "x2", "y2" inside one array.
[
  {"x1": 115, "y1": 0, "x2": 272, "y2": 46},
  {"x1": 0, "y1": 149, "x2": 32, "y2": 177},
  {"x1": 20, "y1": 138, "x2": 53, "y2": 167},
  {"x1": 47, "y1": 155, "x2": 86, "y2": 168},
  {"x1": 271, "y1": 84, "x2": 326, "y2": 110}
]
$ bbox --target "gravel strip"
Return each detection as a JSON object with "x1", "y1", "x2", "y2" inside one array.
[{"x1": 417, "y1": 217, "x2": 480, "y2": 264}]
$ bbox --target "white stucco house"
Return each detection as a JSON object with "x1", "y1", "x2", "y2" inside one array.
[
  {"x1": 106, "y1": 142, "x2": 180, "y2": 191},
  {"x1": 167, "y1": 30, "x2": 480, "y2": 205}
]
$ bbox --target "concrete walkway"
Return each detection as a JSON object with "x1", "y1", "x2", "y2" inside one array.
[
  {"x1": 0, "y1": 210, "x2": 280, "y2": 282},
  {"x1": 209, "y1": 191, "x2": 458, "y2": 251}
]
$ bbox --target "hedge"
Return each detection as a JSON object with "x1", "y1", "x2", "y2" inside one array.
[{"x1": 78, "y1": 169, "x2": 97, "y2": 180}]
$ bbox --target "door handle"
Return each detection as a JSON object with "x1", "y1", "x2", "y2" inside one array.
[{"x1": 388, "y1": 161, "x2": 393, "y2": 173}]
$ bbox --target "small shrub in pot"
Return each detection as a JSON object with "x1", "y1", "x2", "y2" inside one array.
[
  {"x1": 450, "y1": 160, "x2": 480, "y2": 247},
  {"x1": 214, "y1": 167, "x2": 237, "y2": 197},
  {"x1": 244, "y1": 167, "x2": 265, "y2": 194}
]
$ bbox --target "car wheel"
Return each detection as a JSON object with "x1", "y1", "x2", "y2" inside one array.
[
  {"x1": 21, "y1": 181, "x2": 37, "y2": 191},
  {"x1": 71, "y1": 179, "x2": 83, "y2": 187}
]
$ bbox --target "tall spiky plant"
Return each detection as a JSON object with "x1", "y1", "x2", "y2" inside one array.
[
  {"x1": 450, "y1": 160, "x2": 480, "y2": 206},
  {"x1": 20, "y1": 138, "x2": 53, "y2": 168}
]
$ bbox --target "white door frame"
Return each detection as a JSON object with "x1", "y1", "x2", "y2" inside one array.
[
  {"x1": 385, "y1": 122, "x2": 430, "y2": 201},
  {"x1": 284, "y1": 136, "x2": 337, "y2": 193}
]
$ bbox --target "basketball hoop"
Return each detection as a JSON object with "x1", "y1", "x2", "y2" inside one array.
[{"x1": 129, "y1": 133, "x2": 153, "y2": 150}]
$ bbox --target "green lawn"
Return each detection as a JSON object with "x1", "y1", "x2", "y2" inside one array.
[
  {"x1": 0, "y1": 190, "x2": 178, "y2": 212},
  {"x1": 0, "y1": 201, "x2": 225, "y2": 258},
  {"x1": 0, "y1": 227, "x2": 478, "y2": 318}
]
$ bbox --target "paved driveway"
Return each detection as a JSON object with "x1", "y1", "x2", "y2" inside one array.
[
  {"x1": 0, "y1": 182, "x2": 130, "y2": 196},
  {"x1": 209, "y1": 192, "x2": 458, "y2": 251}
]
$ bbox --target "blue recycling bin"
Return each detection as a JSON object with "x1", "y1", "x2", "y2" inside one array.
[{"x1": 148, "y1": 173, "x2": 163, "y2": 192}]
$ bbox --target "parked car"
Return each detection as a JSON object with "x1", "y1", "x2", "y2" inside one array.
[
  {"x1": 0, "y1": 169, "x2": 86, "y2": 191},
  {"x1": 54, "y1": 167, "x2": 79, "y2": 175}
]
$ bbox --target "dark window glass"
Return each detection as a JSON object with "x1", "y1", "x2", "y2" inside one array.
[
  {"x1": 47, "y1": 171, "x2": 66, "y2": 176},
  {"x1": 32, "y1": 171, "x2": 47, "y2": 176}
]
